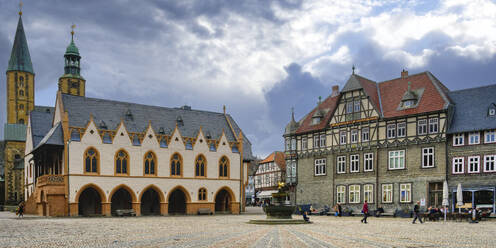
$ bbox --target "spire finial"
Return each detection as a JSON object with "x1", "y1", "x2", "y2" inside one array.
[
  {"x1": 19, "y1": 0, "x2": 23, "y2": 16},
  {"x1": 71, "y1": 23, "x2": 76, "y2": 40},
  {"x1": 352, "y1": 64, "x2": 355, "y2": 75},
  {"x1": 223, "y1": 105, "x2": 226, "y2": 114},
  {"x1": 291, "y1": 107, "x2": 295, "y2": 121}
]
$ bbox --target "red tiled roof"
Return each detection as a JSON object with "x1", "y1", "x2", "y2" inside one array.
[
  {"x1": 378, "y1": 72, "x2": 448, "y2": 118},
  {"x1": 295, "y1": 95, "x2": 340, "y2": 134},
  {"x1": 259, "y1": 151, "x2": 285, "y2": 170},
  {"x1": 356, "y1": 75, "x2": 381, "y2": 113}
]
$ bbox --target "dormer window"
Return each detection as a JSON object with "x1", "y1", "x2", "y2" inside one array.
[
  {"x1": 489, "y1": 107, "x2": 495, "y2": 116},
  {"x1": 160, "y1": 138, "x2": 168, "y2": 148},
  {"x1": 99, "y1": 120, "x2": 107, "y2": 130},
  {"x1": 399, "y1": 82, "x2": 423, "y2": 110},
  {"x1": 312, "y1": 117, "x2": 320, "y2": 125},
  {"x1": 404, "y1": 100, "x2": 414, "y2": 108}
]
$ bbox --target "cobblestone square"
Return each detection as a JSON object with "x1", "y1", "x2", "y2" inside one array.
[{"x1": 1, "y1": 208, "x2": 495, "y2": 248}]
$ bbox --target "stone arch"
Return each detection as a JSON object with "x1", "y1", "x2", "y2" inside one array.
[
  {"x1": 166, "y1": 185, "x2": 191, "y2": 203},
  {"x1": 108, "y1": 184, "x2": 137, "y2": 203},
  {"x1": 139, "y1": 184, "x2": 164, "y2": 216},
  {"x1": 76, "y1": 184, "x2": 106, "y2": 216},
  {"x1": 75, "y1": 183, "x2": 106, "y2": 203},
  {"x1": 214, "y1": 186, "x2": 236, "y2": 213}
]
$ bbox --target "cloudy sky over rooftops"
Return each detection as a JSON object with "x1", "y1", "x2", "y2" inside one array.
[{"x1": 1, "y1": 0, "x2": 496, "y2": 157}]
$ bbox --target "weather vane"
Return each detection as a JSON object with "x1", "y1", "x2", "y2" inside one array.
[
  {"x1": 71, "y1": 23, "x2": 76, "y2": 39},
  {"x1": 19, "y1": 0, "x2": 23, "y2": 16}
]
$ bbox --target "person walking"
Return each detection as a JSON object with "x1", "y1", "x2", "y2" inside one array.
[
  {"x1": 17, "y1": 201, "x2": 25, "y2": 218},
  {"x1": 361, "y1": 200, "x2": 368, "y2": 224},
  {"x1": 412, "y1": 201, "x2": 423, "y2": 224}
]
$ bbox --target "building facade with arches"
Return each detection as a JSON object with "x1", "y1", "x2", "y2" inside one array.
[{"x1": 20, "y1": 14, "x2": 253, "y2": 216}]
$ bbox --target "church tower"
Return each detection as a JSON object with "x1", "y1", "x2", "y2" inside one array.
[
  {"x1": 4, "y1": 6, "x2": 33, "y2": 204},
  {"x1": 6, "y1": 10, "x2": 34, "y2": 125},
  {"x1": 58, "y1": 26, "x2": 85, "y2": 96}
]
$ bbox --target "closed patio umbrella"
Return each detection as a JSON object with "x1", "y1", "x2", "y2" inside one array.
[
  {"x1": 457, "y1": 183, "x2": 463, "y2": 213},
  {"x1": 442, "y1": 180, "x2": 449, "y2": 222}
]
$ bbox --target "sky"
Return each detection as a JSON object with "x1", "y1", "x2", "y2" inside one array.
[{"x1": 1, "y1": 0, "x2": 496, "y2": 158}]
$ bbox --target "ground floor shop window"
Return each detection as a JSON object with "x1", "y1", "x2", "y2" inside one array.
[
  {"x1": 337, "y1": 186, "x2": 345, "y2": 203},
  {"x1": 364, "y1": 184, "x2": 373, "y2": 203},
  {"x1": 349, "y1": 185, "x2": 360, "y2": 203},
  {"x1": 400, "y1": 183, "x2": 411, "y2": 203},
  {"x1": 429, "y1": 182, "x2": 443, "y2": 207}
]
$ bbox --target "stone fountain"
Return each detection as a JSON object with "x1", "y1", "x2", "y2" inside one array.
[{"x1": 249, "y1": 182, "x2": 310, "y2": 224}]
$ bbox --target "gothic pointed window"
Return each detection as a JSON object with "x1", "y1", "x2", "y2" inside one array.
[
  {"x1": 144, "y1": 151, "x2": 157, "y2": 176},
  {"x1": 19, "y1": 89, "x2": 24, "y2": 96},
  {"x1": 115, "y1": 150, "x2": 129, "y2": 175},
  {"x1": 171, "y1": 153, "x2": 182, "y2": 177},
  {"x1": 219, "y1": 156, "x2": 229, "y2": 178},
  {"x1": 198, "y1": 188, "x2": 207, "y2": 201},
  {"x1": 84, "y1": 148, "x2": 99, "y2": 174},
  {"x1": 195, "y1": 155, "x2": 206, "y2": 177}
]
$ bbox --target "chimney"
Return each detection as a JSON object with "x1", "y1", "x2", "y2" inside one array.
[
  {"x1": 331, "y1": 85, "x2": 339, "y2": 97},
  {"x1": 401, "y1": 69, "x2": 408, "y2": 78}
]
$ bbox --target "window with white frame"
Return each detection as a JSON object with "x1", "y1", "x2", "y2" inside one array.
[
  {"x1": 382, "y1": 184, "x2": 393, "y2": 203},
  {"x1": 291, "y1": 138, "x2": 296, "y2": 150},
  {"x1": 285, "y1": 138, "x2": 290, "y2": 151},
  {"x1": 453, "y1": 134, "x2": 464, "y2": 146},
  {"x1": 349, "y1": 185, "x2": 360, "y2": 203},
  {"x1": 302, "y1": 137, "x2": 307, "y2": 150},
  {"x1": 418, "y1": 119, "x2": 427, "y2": 135},
  {"x1": 387, "y1": 124, "x2": 396, "y2": 139},
  {"x1": 314, "y1": 136, "x2": 319, "y2": 148},
  {"x1": 350, "y1": 154, "x2": 359, "y2": 172},
  {"x1": 484, "y1": 155, "x2": 495, "y2": 172},
  {"x1": 351, "y1": 129, "x2": 358, "y2": 143},
  {"x1": 314, "y1": 158, "x2": 326, "y2": 176},
  {"x1": 340, "y1": 131, "x2": 347, "y2": 145},
  {"x1": 337, "y1": 186, "x2": 346, "y2": 203},
  {"x1": 319, "y1": 134, "x2": 326, "y2": 147},
  {"x1": 485, "y1": 130, "x2": 495, "y2": 143},
  {"x1": 429, "y1": 118, "x2": 438, "y2": 133},
  {"x1": 364, "y1": 153, "x2": 373, "y2": 171},
  {"x1": 362, "y1": 127, "x2": 369, "y2": 142},
  {"x1": 452, "y1": 157, "x2": 464, "y2": 174},
  {"x1": 389, "y1": 150, "x2": 405, "y2": 170},
  {"x1": 364, "y1": 184, "x2": 373, "y2": 203},
  {"x1": 422, "y1": 147, "x2": 434, "y2": 168},
  {"x1": 397, "y1": 122, "x2": 406, "y2": 137},
  {"x1": 468, "y1": 156, "x2": 480, "y2": 173},
  {"x1": 354, "y1": 100, "x2": 360, "y2": 112},
  {"x1": 346, "y1": 102, "x2": 353, "y2": 113},
  {"x1": 469, "y1": 132, "x2": 480, "y2": 145},
  {"x1": 337, "y1": 156, "x2": 346, "y2": 174},
  {"x1": 400, "y1": 183, "x2": 411, "y2": 203}
]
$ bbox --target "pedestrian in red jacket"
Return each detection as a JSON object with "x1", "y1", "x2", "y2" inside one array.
[{"x1": 361, "y1": 200, "x2": 368, "y2": 224}]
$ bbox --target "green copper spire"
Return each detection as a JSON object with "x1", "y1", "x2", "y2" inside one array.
[
  {"x1": 65, "y1": 27, "x2": 79, "y2": 56},
  {"x1": 7, "y1": 15, "x2": 34, "y2": 74},
  {"x1": 63, "y1": 24, "x2": 82, "y2": 77}
]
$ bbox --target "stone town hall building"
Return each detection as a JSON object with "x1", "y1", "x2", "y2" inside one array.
[{"x1": 4, "y1": 11, "x2": 254, "y2": 216}]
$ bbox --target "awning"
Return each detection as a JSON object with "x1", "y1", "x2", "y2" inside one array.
[{"x1": 257, "y1": 190, "x2": 278, "y2": 198}]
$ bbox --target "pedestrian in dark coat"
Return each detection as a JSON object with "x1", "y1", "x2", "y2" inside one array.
[
  {"x1": 361, "y1": 200, "x2": 368, "y2": 224},
  {"x1": 412, "y1": 201, "x2": 423, "y2": 224}
]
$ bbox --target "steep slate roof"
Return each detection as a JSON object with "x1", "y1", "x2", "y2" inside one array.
[
  {"x1": 33, "y1": 123, "x2": 64, "y2": 152},
  {"x1": 448, "y1": 84, "x2": 496, "y2": 133},
  {"x1": 378, "y1": 72, "x2": 450, "y2": 118},
  {"x1": 61, "y1": 94, "x2": 252, "y2": 155},
  {"x1": 7, "y1": 16, "x2": 33, "y2": 74},
  {"x1": 30, "y1": 109, "x2": 55, "y2": 148},
  {"x1": 225, "y1": 114, "x2": 254, "y2": 161},
  {"x1": 295, "y1": 94, "x2": 339, "y2": 134}
]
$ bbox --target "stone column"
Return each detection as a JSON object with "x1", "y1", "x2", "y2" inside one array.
[
  {"x1": 132, "y1": 202, "x2": 141, "y2": 216},
  {"x1": 160, "y1": 202, "x2": 168, "y2": 215},
  {"x1": 102, "y1": 202, "x2": 111, "y2": 216}
]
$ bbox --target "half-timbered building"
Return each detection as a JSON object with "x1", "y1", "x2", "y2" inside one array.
[{"x1": 285, "y1": 70, "x2": 452, "y2": 213}]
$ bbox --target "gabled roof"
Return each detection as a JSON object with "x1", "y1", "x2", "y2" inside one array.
[
  {"x1": 258, "y1": 151, "x2": 285, "y2": 170},
  {"x1": 378, "y1": 72, "x2": 450, "y2": 118},
  {"x1": 448, "y1": 84, "x2": 496, "y2": 133},
  {"x1": 60, "y1": 94, "x2": 252, "y2": 157},
  {"x1": 295, "y1": 95, "x2": 339, "y2": 134},
  {"x1": 30, "y1": 109, "x2": 55, "y2": 148},
  {"x1": 7, "y1": 16, "x2": 33, "y2": 74},
  {"x1": 342, "y1": 74, "x2": 381, "y2": 115}
]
